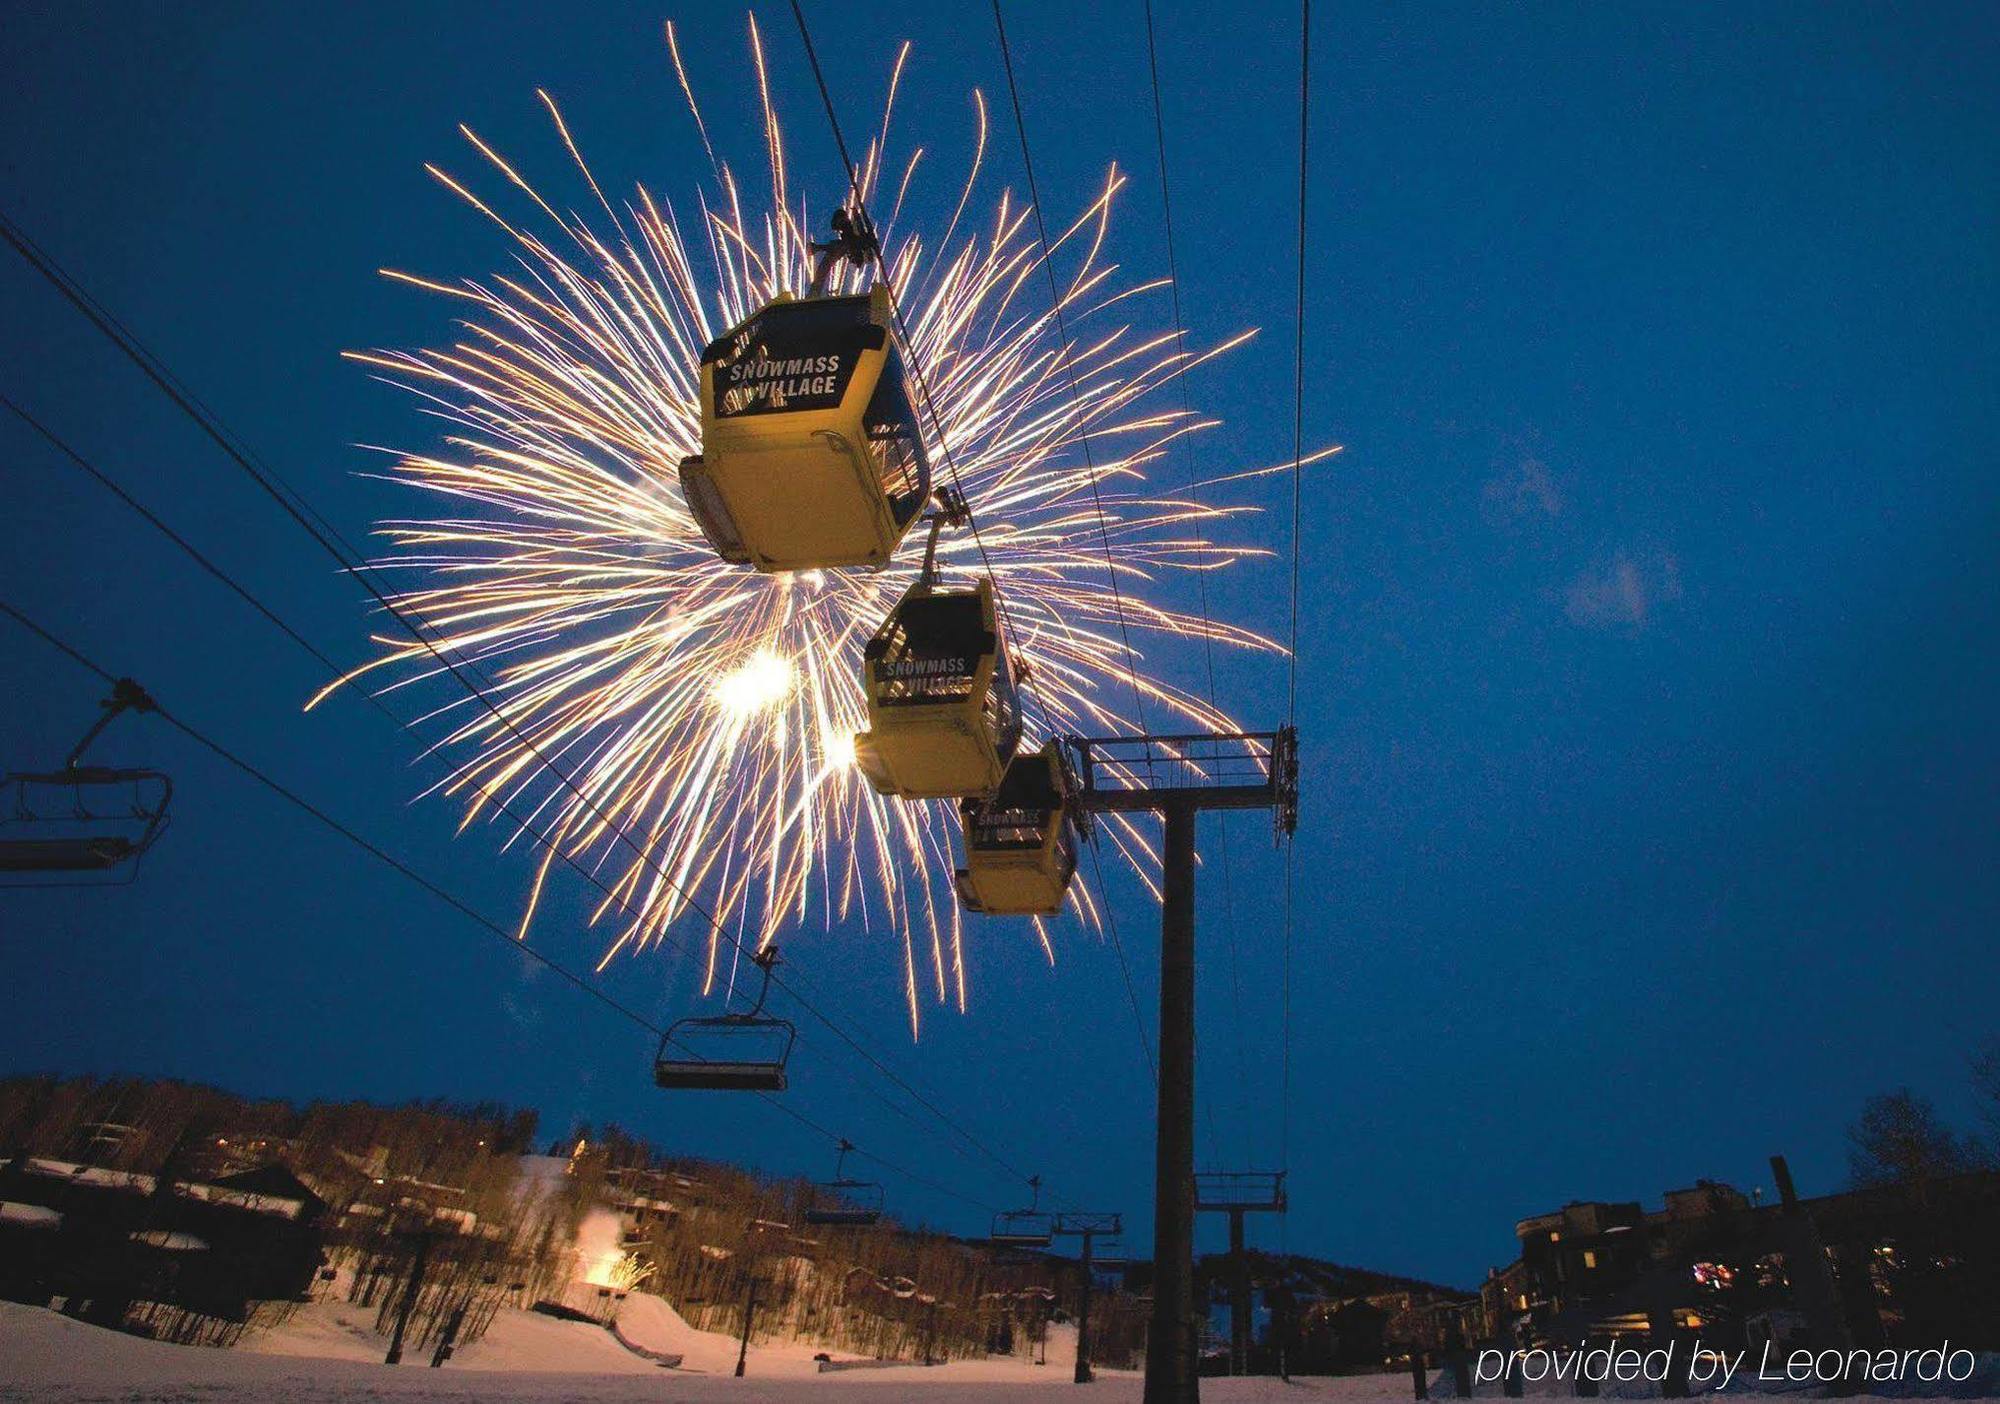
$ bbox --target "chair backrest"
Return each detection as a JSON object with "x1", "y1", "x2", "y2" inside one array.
[
  {"x1": 990, "y1": 1209, "x2": 1053, "y2": 1246},
  {"x1": 0, "y1": 768, "x2": 172, "y2": 881},
  {"x1": 803, "y1": 1178, "x2": 884, "y2": 1226}
]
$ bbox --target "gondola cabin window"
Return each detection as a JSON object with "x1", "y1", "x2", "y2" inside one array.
[
  {"x1": 870, "y1": 593, "x2": 988, "y2": 706},
  {"x1": 862, "y1": 346, "x2": 929, "y2": 521},
  {"x1": 968, "y1": 805, "x2": 1050, "y2": 851},
  {"x1": 710, "y1": 297, "x2": 874, "y2": 418}
]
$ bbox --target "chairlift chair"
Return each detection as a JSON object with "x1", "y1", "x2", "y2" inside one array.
[
  {"x1": 654, "y1": 947, "x2": 795, "y2": 1092},
  {"x1": 990, "y1": 1209, "x2": 1054, "y2": 1248},
  {"x1": 679, "y1": 213, "x2": 931, "y2": 572},
  {"x1": 854, "y1": 575, "x2": 1022, "y2": 800},
  {"x1": 954, "y1": 743, "x2": 1078, "y2": 917},
  {"x1": 802, "y1": 1140, "x2": 884, "y2": 1227},
  {"x1": 989, "y1": 1175, "x2": 1054, "y2": 1248},
  {"x1": 1, "y1": 678, "x2": 171, "y2": 883}
]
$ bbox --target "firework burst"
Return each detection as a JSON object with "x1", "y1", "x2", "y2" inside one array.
[{"x1": 325, "y1": 18, "x2": 1307, "y2": 1031}]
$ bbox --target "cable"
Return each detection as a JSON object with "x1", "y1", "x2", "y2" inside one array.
[
  {"x1": 2, "y1": 395, "x2": 405, "y2": 735},
  {"x1": 1287, "y1": 5, "x2": 1310, "y2": 732},
  {"x1": 1138, "y1": 0, "x2": 1257, "y2": 1171},
  {"x1": 1281, "y1": 0, "x2": 1313, "y2": 1240},
  {"x1": 989, "y1": 0, "x2": 1153, "y2": 746},
  {"x1": 783, "y1": 0, "x2": 1062, "y2": 746},
  {"x1": 1083, "y1": 834, "x2": 1154, "y2": 1088},
  {"x1": 0, "y1": 596, "x2": 1003, "y2": 1217},
  {"x1": 780, "y1": 4, "x2": 1160, "y2": 1214},
  {"x1": 0, "y1": 206, "x2": 1047, "y2": 1207},
  {"x1": 5, "y1": 383, "x2": 1037, "y2": 1212},
  {"x1": 980, "y1": 0, "x2": 1180, "y2": 1125},
  {"x1": 0, "y1": 221, "x2": 368, "y2": 566}
]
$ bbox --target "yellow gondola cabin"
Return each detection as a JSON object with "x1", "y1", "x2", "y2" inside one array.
[
  {"x1": 954, "y1": 743, "x2": 1078, "y2": 917},
  {"x1": 680, "y1": 286, "x2": 931, "y2": 572},
  {"x1": 853, "y1": 578, "x2": 1023, "y2": 800}
]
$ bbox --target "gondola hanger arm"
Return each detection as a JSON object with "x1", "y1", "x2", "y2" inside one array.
[
  {"x1": 806, "y1": 207, "x2": 880, "y2": 297},
  {"x1": 916, "y1": 486, "x2": 971, "y2": 588}
]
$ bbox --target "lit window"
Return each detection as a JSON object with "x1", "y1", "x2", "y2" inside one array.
[{"x1": 1583, "y1": 1251, "x2": 1598, "y2": 1269}]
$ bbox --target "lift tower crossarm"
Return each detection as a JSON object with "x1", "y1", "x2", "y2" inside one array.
[{"x1": 1063, "y1": 728, "x2": 1298, "y2": 1404}]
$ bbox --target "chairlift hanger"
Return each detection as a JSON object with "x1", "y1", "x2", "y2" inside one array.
[
  {"x1": 989, "y1": 1173, "x2": 1054, "y2": 1248},
  {"x1": 801, "y1": 1138, "x2": 884, "y2": 1227},
  {"x1": 1, "y1": 678, "x2": 172, "y2": 883}
]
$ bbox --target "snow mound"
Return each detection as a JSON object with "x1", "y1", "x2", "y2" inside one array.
[{"x1": 244, "y1": 1297, "x2": 656, "y2": 1374}]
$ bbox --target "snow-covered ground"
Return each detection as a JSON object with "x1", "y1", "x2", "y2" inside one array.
[
  {"x1": 0, "y1": 1299, "x2": 1417, "y2": 1401},
  {"x1": 17, "y1": 1302, "x2": 2000, "y2": 1402}
]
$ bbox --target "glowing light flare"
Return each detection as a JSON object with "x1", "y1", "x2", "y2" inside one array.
[{"x1": 711, "y1": 648, "x2": 796, "y2": 720}]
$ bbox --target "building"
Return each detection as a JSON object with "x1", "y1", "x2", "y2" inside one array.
[
  {"x1": 0, "y1": 1153, "x2": 328, "y2": 1342},
  {"x1": 1477, "y1": 1163, "x2": 2000, "y2": 1353}
]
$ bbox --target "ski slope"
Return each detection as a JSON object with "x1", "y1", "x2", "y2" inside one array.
[{"x1": 0, "y1": 1299, "x2": 1398, "y2": 1400}]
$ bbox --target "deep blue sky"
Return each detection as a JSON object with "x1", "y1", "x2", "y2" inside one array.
[{"x1": 2, "y1": 2, "x2": 1995, "y2": 1288}]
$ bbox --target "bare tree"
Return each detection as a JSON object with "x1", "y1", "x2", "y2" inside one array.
[
  {"x1": 1848, "y1": 1089, "x2": 1981, "y2": 1187},
  {"x1": 1970, "y1": 1041, "x2": 2000, "y2": 1149}
]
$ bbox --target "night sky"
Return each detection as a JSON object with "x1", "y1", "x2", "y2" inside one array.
[{"x1": 2, "y1": 2, "x2": 1995, "y2": 1289}]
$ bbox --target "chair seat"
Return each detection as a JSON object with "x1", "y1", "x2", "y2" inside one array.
[
  {"x1": 0, "y1": 836, "x2": 136, "y2": 872},
  {"x1": 652, "y1": 1060, "x2": 788, "y2": 1092}
]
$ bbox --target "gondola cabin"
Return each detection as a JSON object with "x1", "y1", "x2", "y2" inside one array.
[
  {"x1": 680, "y1": 286, "x2": 931, "y2": 572},
  {"x1": 853, "y1": 579, "x2": 1022, "y2": 800},
  {"x1": 953, "y1": 744, "x2": 1078, "y2": 917}
]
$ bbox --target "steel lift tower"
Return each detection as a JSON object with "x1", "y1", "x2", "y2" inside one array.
[
  {"x1": 1195, "y1": 1171, "x2": 1288, "y2": 1376},
  {"x1": 1067, "y1": 730, "x2": 1299, "y2": 1404},
  {"x1": 1052, "y1": 1210, "x2": 1123, "y2": 1383}
]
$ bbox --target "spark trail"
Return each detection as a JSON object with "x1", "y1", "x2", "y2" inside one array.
[{"x1": 329, "y1": 19, "x2": 1311, "y2": 1031}]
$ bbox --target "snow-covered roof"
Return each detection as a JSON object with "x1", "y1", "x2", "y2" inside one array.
[
  {"x1": 0, "y1": 1201, "x2": 62, "y2": 1230},
  {"x1": 20, "y1": 1159, "x2": 313, "y2": 1220},
  {"x1": 174, "y1": 1181, "x2": 307, "y2": 1220},
  {"x1": 21, "y1": 1158, "x2": 153, "y2": 1193},
  {"x1": 618, "y1": 1195, "x2": 677, "y2": 1213},
  {"x1": 131, "y1": 1229, "x2": 209, "y2": 1252}
]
